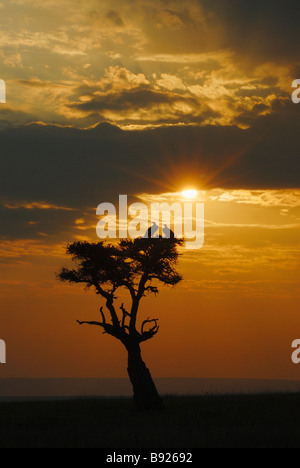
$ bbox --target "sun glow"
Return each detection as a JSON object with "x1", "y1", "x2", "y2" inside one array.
[{"x1": 181, "y1": 189, "x2": 198, "y2": 199}]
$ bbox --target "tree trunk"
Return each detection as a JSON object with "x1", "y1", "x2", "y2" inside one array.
[{"x1": 126, "y1": 342, "x2": 164, "y2": 411}]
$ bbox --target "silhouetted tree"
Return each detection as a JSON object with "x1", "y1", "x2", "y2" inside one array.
[{"x1": 57, "y1": 237, "x2": 184, "y2": 411}]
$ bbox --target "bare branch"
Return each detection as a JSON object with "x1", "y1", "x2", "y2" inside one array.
[
  {"x1": 120, "y1": 281, "x2": 136, "y2": 300},
  {"x1": 99, "y1": 306, "x2": 106, "y2": 324},
  {"x1": 92, "y1": 279, "x2": 111, "y2": 300},
  {"x1": 77, "y1": 320, "x2": 105, "y2": 327},
  {"x1": 120, "y1": 302, "x2": 131, "y2": 331},
  {"x1": 144, "y1": 285, "x2": 159, "y2": 296},
  {"x1": 76, "y1": 319, "x2": 127, "y2": 342},
  {"x1": 120, "y1": 302, "x2": 128, "y2": 314},
  {"x1": 129, "y1": 273, "x2": 148, "y2": 333},
  {"x1": 139, "y1": 324, "x2": 160, "y2": 343},
  {"x1": 105, "y1": 297, "x2": 120, "y2": 328},
  {"x1": 137, "y1": 273, "x2": 148, "y2": 300},
  {"x1": 141, "y1": 317, "x2": 159, "y2": 335}
]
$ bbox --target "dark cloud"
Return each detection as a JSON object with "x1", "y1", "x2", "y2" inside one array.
[
  {"x1": 0, "y1": 91, "x2": 299, "y2": 240},
  {"x1": 139, "y1": 0, "x2": 300, "y2": 67},
  {"x1": 69, "y1": 87, "x2": 190, "y2": 112},
  {"x1": 106, "y1": 10, "x2": 124, "y2": 27},
  {"x1": 0, "y1": 108, "x2": 36, "y2": 129},
  {"x1": 201, "y1": 0, "x2": 300, "y2": 64},
  {"x1": 0, "y1": 205, "x2": 78, "y2": 240},
  {"x1": 0, "y1": 106, "x2": 298, "y2": 200},
  {"x1": 67, "y1": 86, "x2": 218, "y2": 126}
]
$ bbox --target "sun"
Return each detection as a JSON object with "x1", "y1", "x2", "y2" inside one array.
[{"x1": 181, "y1": 189, "x2": 198, "y2": 199}]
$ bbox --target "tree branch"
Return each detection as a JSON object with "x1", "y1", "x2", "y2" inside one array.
[
  {"x1": 100, "y1": 306, "x2": 106, "y2": 324},
  {"x1": 137, "y1": 273, "x2": 148, "y2": 300},
  {"x1": 77, "y1": 320, "x2": 105, "y2": 328},
  {"x1": 120, "y1": 303, "x2": 131, "y2": 331},
  {"x1": 144, "y1": 285, "x2": 159, "y2": 296},
  {"x1": 141, "y1": 317, "x2": 159, "y2": 335},
  {"x1": 92, "y1": 280, "x2": 111, "y2": 300},
  {"x1": 139, "y1": 317, "x2": 159, "y2": 342},
  {"x1": 120, "y1": 281, "x2": 136, "y2": 300},
  {"x1": 76, "y1": 319, "x2": 127, "y2": 342},
  {"x1": 91, "y1": 279, "x2": 120, "y2": 328},
  {"x1": 105, "y1": 298, "x2": 120, "y2": 328},
  {"x1": 129, "y1": 273, "x2": 148, "y2": 333}
]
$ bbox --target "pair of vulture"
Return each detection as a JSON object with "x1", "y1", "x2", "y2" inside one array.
[{"x1": 144, "y1": 222, "x2": 175, "y2": 239}]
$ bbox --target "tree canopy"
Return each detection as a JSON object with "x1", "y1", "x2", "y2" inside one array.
[{"x1": 58, "y1": 237, "x2": 184, "y2": 345}]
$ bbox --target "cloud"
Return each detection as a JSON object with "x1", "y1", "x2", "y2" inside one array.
[
  {"x1": 208, "y1": 189, "x2": 300, "y2": 208},
  {"x1": 181, "y1": 278, "x2": 300, "y2": 298},
  {"x1": 0, "y1": 119, "x2": 298, "y2": 253},
  {"x1": 0, "y1": 51, "x2": 23, "y2": 68},
  {"x1": 1, "y1": 200, "x2": 75, "y2": 211},
  {"x1": 105, "y1": 10, "x2": 125, "y2": 28},
  {"x1": 58, "y1": 62, "x2": 285, "y2": 129},
  {"x1": 155, "y1": 9, "x2": 185, "y2": 29},
  {"x1": 68, "y1": 87, "x2": 212, "y2": 123},
  {"x1": 0, "y1": 117, "x2": 298, "y2": 210},
  {"x1": 61, "y1": 65, "x2": 221, "y2": 127},
  {"x1": 0, "y1": 30, "x2": 88, "y2": 57},
  {"x1": 156, "y1": 73, "x2": 187, "y2": 91},
  {"x1": 0, "y1": 1, "x2": 298, "y2": 131},
  {"x1": 205, "y1": 220, "x2": 300, "y2": 231},
  {"x1": 138, "y1": 190, "x2": 300, "y2": 232},
  {"x1": 201, "y1": 0, "x2": 300, "y2": 65}
]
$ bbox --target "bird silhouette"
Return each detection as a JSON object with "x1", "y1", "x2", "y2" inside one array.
[
  {"x1": 162, "y1": 224, "x2": 175, "y2": 239},
  {"x1": 144, "y1": 222, "x2": 159, "y2": 238}
]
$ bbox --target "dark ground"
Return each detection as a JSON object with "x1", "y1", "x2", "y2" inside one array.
[{"x1": 0, "y1": 393, "x2": 300, "y2": 448}]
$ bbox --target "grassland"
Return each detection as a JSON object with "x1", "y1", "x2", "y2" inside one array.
[{"x1": 0, "y1": 393, "x2": 300, "y2": 448}]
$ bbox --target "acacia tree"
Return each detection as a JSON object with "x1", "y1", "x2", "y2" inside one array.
[{"x1": 57, "y1": 237, "x2": 183, "y2": 411}]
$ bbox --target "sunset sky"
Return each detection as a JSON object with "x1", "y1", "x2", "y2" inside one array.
[{"x1": 0, "y1": 0, "x2": 299, "y2": 382}]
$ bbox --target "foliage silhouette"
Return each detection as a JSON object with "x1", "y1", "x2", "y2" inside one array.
[{"x1": 57, "y1": 237, "x2": 184, "y2": 410}]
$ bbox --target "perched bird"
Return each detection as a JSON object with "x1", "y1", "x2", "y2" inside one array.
[
  {"x1": 144, "y1": 222, "x2": 159, "y2": 238},
  {"x1": 162, "y1": 224, "x2": 175, "y2": 239}
]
